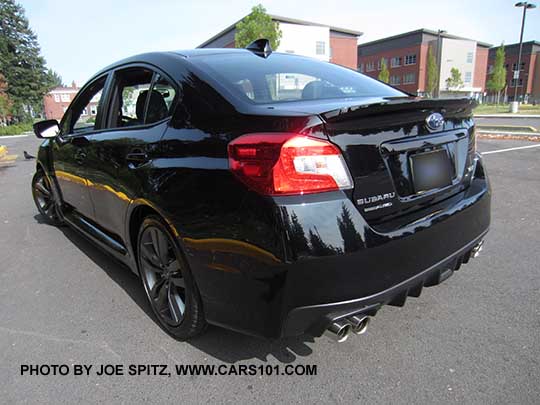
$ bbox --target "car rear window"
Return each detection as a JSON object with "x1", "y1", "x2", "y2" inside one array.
[{"x1": 191, "y1": 52, "x2": 406, "y2": 104}]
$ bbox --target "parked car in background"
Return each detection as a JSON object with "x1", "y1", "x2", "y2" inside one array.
[{"x1": 31, "y1": 40, "x2": 490, "y2": 342}]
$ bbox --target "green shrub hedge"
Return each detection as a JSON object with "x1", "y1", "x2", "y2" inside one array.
[{"x1": 0, "y1": 122, "x2": 34, "y2": 136}]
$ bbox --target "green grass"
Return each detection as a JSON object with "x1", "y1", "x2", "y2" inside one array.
[
  {"x1": 0, "y1": 122, "x2": 33, "y2": 136},
  {"x1": 474, "y1": 104, "x2": 540, "y2": 115}
]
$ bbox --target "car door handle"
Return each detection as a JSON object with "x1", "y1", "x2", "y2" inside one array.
[
  {"x1": 126, "y1": 152, "x2": 148, "y2": 162},
  {"x1": 126, "y1": 150, "x2": 149, "y2": 167}
]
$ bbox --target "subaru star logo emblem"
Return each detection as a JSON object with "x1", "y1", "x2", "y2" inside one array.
[{"x1": 426, "y1": 112, "x2": 444, "y2": 131}]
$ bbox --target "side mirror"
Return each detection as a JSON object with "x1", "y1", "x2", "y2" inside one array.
[{"x1": 33, "y1": 119, "x2": 60, "y2": 139}]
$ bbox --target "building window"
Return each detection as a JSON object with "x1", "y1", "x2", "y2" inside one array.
[
  {"x1": 316, "y1": 41, "x2": 326, "y2": 55},
  {"x1": 464, "y1": 72, "x2": 472, "y2": 83},
  {"x1": 90, "y1": 105, "x2": 97, "y2": 115},
  {"x1": 389, "y1": 75, "x2": 401, "y2": 85},
  {"x1": 488, "y1": 64, "x2": 494, "y2": 74},
  {"x1": 390, "y1": 57, "x2": 401, "y2": 67},
  {"x1": 404, "y1": 54, "x2": 417, "y2": 65},
  {"x1": 53, "y1": 94, "x2": 60, "y2": 102},
  {"x1": 466, "y1": 52, "x2": 473, "y2": 63},
  {"x1": 511, "y1": 78, "x2": 523, "y2": 87},
  {"x1": 403, "y1": 73, "x2": 415, "y2": 84},
  {"x1": 60, "y1": 94, "x2": 70, "y2": 102},
  {"x1": 377, "y1": 58, "x2": 388, "y2": 70},
  {"x1": 366, "y1": 61, "x2": 375, "y2": 72},
  {"x1": 512, "y1": 62, "x2": 525, "y2": 71},
  {"x1": 358, "y1": 63, "x2": 364, "y2": 73}
]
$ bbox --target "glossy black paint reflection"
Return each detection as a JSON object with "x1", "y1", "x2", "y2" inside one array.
[{"x1": 33, "y1": 50, "x2": 491, "y2": 339}]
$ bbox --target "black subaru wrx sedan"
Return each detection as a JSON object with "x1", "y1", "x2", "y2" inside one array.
[{"x1": 31, "y1": 40, "x2": 490, "y2": 342}]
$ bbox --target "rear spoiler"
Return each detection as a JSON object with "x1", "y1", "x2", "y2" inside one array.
[{"x1": 322, "y1": 97, "x2": 477, "y2": 123}]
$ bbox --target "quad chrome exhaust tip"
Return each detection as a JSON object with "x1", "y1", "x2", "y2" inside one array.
[
  {"x1": 323, "y1": 319, "x2": 352, "y2": 343},
  {"x1": 471, "y1": 240, "x2": 484, "y2": 258},
  {"x1": 323, "y1": 315, "x2": 371, "y2": 342},
  {"x1": 347, "y1": 315, "x2": 370, "y2": 335}
]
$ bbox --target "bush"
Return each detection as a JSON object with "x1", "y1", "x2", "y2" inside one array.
[{"x1": 0, "y1": 122, "x2": 33, "y2": 136}]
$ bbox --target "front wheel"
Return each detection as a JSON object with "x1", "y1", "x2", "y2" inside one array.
[
  {"x1": 32, "y1": 170, "x2": 63, "y2": 225},
  {"x1": 137, "y1": 216, "x2": 206, "y2": 340}
]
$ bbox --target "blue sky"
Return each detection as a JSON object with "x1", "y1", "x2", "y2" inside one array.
[{"x1": 19, "y1": 0, "x2": 540, "y2": 85}]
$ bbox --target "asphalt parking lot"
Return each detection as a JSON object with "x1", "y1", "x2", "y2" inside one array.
[{"x1": 1, "y1": 134, "x2": 539, "y2": 404}]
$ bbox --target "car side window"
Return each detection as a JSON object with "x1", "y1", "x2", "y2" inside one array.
[
  {"x1": 146, "y1": 74, "x2": 176, "y2": 124},
  {"x1": 67, "y1": 76, "x2": 106, "y2": 134},
  {"x1": 107, "y1": 68, "x2": 154, "y2": 129}
]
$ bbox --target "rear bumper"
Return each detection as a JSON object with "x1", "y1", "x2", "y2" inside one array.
[
  {"x1": 281, "y1": 231, "x2": 486, "y2": 337},
  {"x1": 190, "y1": 156, "x2": 490, "y2": 339},
  {"x1": 277, "y1": 155, "x2": 490, "y2": 337}
]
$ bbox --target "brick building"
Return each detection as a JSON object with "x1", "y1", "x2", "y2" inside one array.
[
  {"x1": 488, "y1": 41, "x2": 540, "y2": 103},
  {"x1": 357, "y1": 29, "x2": 491, "y2": 99},
  {"x1": 43, "y1": 82, "x2": 99, "y2": 121},
  {"x1": 198, "y1": 15, "x2": 362, "y2": 69}
]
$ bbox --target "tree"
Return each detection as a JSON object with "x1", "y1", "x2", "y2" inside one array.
[
  {"x1": 45, "y1": 68, "x2": 64, "y2": 89},
  {"x1": 445, "y1": 67, "x2": 463, "y2": 93},
  {"x1": 426, "y1": 46, "x2": 438, "y2": 97},
  {"x1": 0, "y1": 73, "x2": 12, "y2": 123},
  {"x1": 235, "y1": 4, "x2": 282, "y2": 50},
  {"x1": 0, "y1": 0, "x2": 52, "y2": 120},
  {"x1": 487, "y1": 44, "x2": 507, "y2": 104},
  {"x1": 378, "y1": 58, "x2": 389, "y2": 83}
]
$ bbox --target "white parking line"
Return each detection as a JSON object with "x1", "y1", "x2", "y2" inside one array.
[
  {"x1": 0, "y1": 134, "x2": 29, "y2": 139},
  {"x1": 482, "y1": 144, "x2": 540, "y2": 155}
]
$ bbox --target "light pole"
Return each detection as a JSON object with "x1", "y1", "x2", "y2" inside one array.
[
  {"x1": 434, "y1": 30, "x2": 446, "y2": 98},
  {"x1": 512, "y1": 2, "x2": 536, "y2": 111}
]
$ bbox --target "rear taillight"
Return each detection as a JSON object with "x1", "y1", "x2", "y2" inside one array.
[{"x1": 228, "y1": 133, "x2": 353, "y2": 196}]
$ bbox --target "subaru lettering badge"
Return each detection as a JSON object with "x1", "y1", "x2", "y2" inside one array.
[{"x1": 426, "y1": 112, "x2": 444, "y2": 131}]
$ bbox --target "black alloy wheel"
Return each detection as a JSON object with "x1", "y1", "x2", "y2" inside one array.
[
  {"x1": 32, "y1": 170, "x2": 62, "y2": 225},
  {"x1": 137, "y1": 216, "x2": 206, "y2": 339}
]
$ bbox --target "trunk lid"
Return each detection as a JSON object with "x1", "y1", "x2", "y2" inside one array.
[{"x1": 321, "y1": 97, "x2": 477, "y2": 227}]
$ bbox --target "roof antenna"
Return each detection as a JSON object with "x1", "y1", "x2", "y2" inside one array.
[{"x1": 246, "y1": 38, "x2": 272, "y2": 58}]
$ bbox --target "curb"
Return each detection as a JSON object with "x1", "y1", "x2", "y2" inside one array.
[
  {"x1": 478, "y1": 132, "x2": 540, "y2": 142},
  {"x1": 474, "y1": 114, "x2": 540, "y2": 118},
  {"x1": 0, "y1": 133, "x2": 31, "y2": 139},
  {"x1": 477, "y1": 129, "x2": 540, "y2": 136},
  {"x1": 477, "y1": 124, "x2": 537, "y2": 133}
]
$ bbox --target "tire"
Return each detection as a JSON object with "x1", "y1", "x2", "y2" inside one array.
[
  {"x1": 137, "y1": 215, "x2": 206, "y2": 340},
  {"x1": 31, "y1": 170, "x2": 63, "y2": 226}
]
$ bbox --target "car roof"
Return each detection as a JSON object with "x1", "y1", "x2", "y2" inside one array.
[
  {"x1": 89, "y1": 48, "x2": 287, "y2": 83},
  {"x1": 88, "y1": 49, "x2": 318, "y2": 86},
  {"x1": 171, "y1": 48, "x2": 254, "y2": 57}
]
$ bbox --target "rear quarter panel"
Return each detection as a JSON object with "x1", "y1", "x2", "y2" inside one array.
[{"x1": 153, "y1": 93, "x2": 326, "y2": 336}]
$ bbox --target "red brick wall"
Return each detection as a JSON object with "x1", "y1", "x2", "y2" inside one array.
[
  {"x1": 330, "y1": 35, "x2": 357, "y2": 69},
  {"x1": 358, "y1": 44, "x2": 423, "y2": 94},
  {"x1": 43, "y1": 94, "x2": 71, "y2": 121},
  {"x1": 525, "y1": 54, "x2": 536, "y2": 94},
  {"x1": 474, "y1": 46, "x2": 489, "y2": 90},
  {"x1": 488, "y1": 53, "x2": 535, "y2": 96},
  {"x1": 417, "y1": 43, "x2": 430, "y2": 92},
  {"x1": 531, "y1": 53, "x2": 540, "y2": 99}
]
